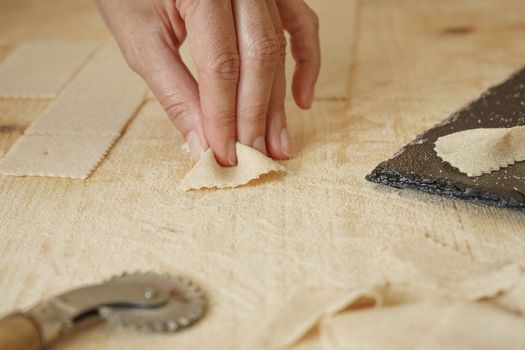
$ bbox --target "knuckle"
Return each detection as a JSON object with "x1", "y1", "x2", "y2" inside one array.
[
  {"x1": 246, "y1": 36, "x2": 280, "y2": 63},
  {"x1": 276, "y1": 33, "x2": 287, "y2": 59},
  {"x1": 272, "y1": 99, "x2": 286, "y2": 113},
  {"x1": 210, "y1": 112, "x2": 236, "y2": 130},
  {"x1": 160, "y1": 93, "x2": 190, "y2": 123},
  {"x1": 176, "y1": 0, "x2": 199, "y2": 19},
  {"x1": 122, "y1": 50, "x2": 143, "y2": 74},
  {"x1": 120, "y1": 38, "x2": 155, "y2": 75},
  {"x1": 206, "y1": 49, "x2": 241, "y2": 81},
  {"x1": 309, "y1": 11, "x2": 320, "y2": 31},
  {"x1": 242, "y1": 104, "x2": 268, "y2": 125}
]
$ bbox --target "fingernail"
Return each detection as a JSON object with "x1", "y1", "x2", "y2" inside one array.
[
  {"x1": 186, "y1": 131, "x2": 202, "y2": 161},
  {"x1": 252, "y1": 136, "x2": 267, "y2": 155},
  {"x1": 227, "y1": 138, "x2": 237, "y2": 166},
  {"x1": 280, "y1": 128, "x2": 292, "y2": 158},
  {"x1": 307, "y1": 89, "x2": 315, "y2": 108}
]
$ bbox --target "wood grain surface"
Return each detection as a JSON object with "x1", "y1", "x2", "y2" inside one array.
[{"x1": 1, "y1": 1, "x2": 525, "y2": 350}]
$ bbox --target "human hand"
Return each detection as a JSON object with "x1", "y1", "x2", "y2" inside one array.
[{"x1": 95, "y1": 0, "x2": 320, "y2": 165}]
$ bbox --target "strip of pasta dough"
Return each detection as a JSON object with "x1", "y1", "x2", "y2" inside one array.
[
  {"x1": 0, "y1": 42, "x2": 147, "y2": 179},
  {"x1": 0, "y1": 41, "x2": 98, "y2": 98},
  {"x1": 0, "y1": 134, "x2": 118, "y2": 179}
]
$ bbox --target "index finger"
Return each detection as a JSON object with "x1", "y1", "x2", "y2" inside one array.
[{"x1": 179, "y1": 0, "x2": 240, "y2": 166}]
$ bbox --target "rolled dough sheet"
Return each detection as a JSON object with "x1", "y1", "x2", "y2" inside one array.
[
  {"x1": 249, "y1": 285, "x2": 385, "y2": 350},
  {"x1": 321, "y1": 302, "x2": 525, "y2": 350},
  {"x1": 435, "y1": 126, "x2": 525, "y2": 177},
  {"x1": 321, "y1": 302, "x2": 443, "y2": 350},
  {"x1": 0, "y1": 41, "x2": 98, "y2": 98},
  {"x1": 0, "y1": 41, "x2": 147, "y2": 179},
  {"x1": 179, "y1": 143, "x2": 286, "y2": 191},
  {"x1": 495, "y1": 274, "x2": 525, "y2": 314},
  {"x1": 386, "y1": 238, "x2": 522, "y2": 301}
]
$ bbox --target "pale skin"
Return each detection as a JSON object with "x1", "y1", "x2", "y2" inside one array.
[{"x1": 95, "y1": 0, "x2": 320, "y2": 166}]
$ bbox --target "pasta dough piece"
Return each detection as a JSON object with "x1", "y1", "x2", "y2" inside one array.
[
  {"x1": 179, "y1": 143, "x2": 286, "y2": 190},
  {"x1": 0, "y1": 134, "x2": 117, "y2": 179},
  {"x1": 0, "y1": 41, "x2": 98, "y2": 98},
  {"x1": 434, "y1": 126, "x2": 525, "y2": 177}
]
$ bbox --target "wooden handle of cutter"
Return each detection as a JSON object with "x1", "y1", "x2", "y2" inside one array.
[{"x1": 0, "y1": 314, "x2": 42, "y2": 350}]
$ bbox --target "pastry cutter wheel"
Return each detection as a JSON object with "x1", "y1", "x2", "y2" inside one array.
[{"x1": 0, "y1": 272, "x2": 207, "y2": 350}]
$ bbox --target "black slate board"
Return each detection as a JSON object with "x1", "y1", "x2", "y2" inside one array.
[{"x1": 366, "y1": 67, "x2": 525, "y2": 210}]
